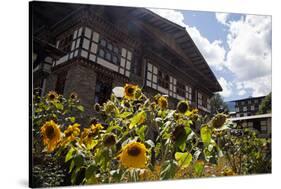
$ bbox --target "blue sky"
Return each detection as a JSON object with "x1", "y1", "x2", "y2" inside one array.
[{"x1": 149, "y1": 8, "x2": 272, "y2": 102}]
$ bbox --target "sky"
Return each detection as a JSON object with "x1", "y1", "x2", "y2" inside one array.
[{"x1": 149, "y1": 8, "x2": 272, "y2": 102}]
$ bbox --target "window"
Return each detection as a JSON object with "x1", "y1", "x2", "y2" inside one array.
[
  {"x1": 251, "y1": 105, "x2": 255, "y2": 111},
  {"x1": 198, "y1": 92, "x2": 203, "y2": 106},
  {"x1": 158, "y1": 70, "x2": 169, "y2": 89},
  {"x1": 260, "y1": 120, "x2": 267, "y2": 134},
  {"x1": 94, "y1": 76, "x2": 112, "y2": 104},
  {"x1": 176, "y1": 82, "x2": 185, "y2": 97},
  {"x1": 186, "y1": 85, "x2": 192, "y2": 101},
  {"x1": 131, "y1": 57, "x2": 142, "y2": 76},
  {"x1": 55, "y1": 71, "x2": 67, "y2": 95},
  {"x1": 243, "y1": 106, "x2": 247, "y2": 111},
  {"x1": 202, "y1": 95, "x2": 208, "y2": 108},
  {"x1": 97, "y1": 37, "x2": 121, "y2": 65},
  {"x1": 58, "y1": 33, "x2": 73, "y2": 52},
  {"x1": 235, "y1": 107, "x2": 240, "y2": 112}
]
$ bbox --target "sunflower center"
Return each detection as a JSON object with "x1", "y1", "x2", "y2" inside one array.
[
  {"x1": 128, "y1": 146, "x2": 141, "y2": 156},
  {"x1": 104, "y1": 135, "x2": 116, "y2": 146},
  {"x1": 127, "y1": 87, "x2": 135, "y2": 96},
  {"x1": 177, "y1": 102, "x2": 188, "y2": 113},
  {"x1": 46, "y1": 126, "x2": 55, "y2": 139},
  {"x1": 65, "y1": 131, "x2": 72, "y2": 137},
  {"x1": 49, "y1": 94, "x2": 55, "y2": 100}
]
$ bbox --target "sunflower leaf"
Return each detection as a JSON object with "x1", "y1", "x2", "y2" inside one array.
[
  {"x1": 175, "y1": 152, "x2": 192, "y2": 169},
  {"x1": 145, "y1": 139, "x2": 155, "y2": 148},
  {"x1": 77, "y1": 105, "x2": 84, "y2": 112},
  {"x1": 85, "y1": 163, "x2": 97, "y2": 179},
  {"x1": 160, "y1": 160, "x2": 178, "y2": 180},
  {"x1": 65, "y1": 147, "x2": 75, "y2": 162},
  {"x1": 129, "y1": 111, "x2": 146, "y2": 129},
  {"x1": 200, "y1": 125, "x2": 212, "y2": 145}
]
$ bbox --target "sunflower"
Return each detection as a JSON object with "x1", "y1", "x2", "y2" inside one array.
[
  {"x1": 80, "y1": 128, "x2": 92, "y2": 147},
  {"x1": 177, "y1": 100, "x2": 189, "y2": 114},
  {"x1": 69, "y1": 92, "x2": 78, "y2": 101},
  {"x1": 103, "y1": 134, "x2": 116, "y2": 147},
  {"x1": 90, "y1": 123, "x2": 104, "y2": 135},
  {"x1": 104, "y1": 101, "x2": 118, "y2": 114},
  {"x1": 118, "y1": 141, "x2": 147, "y2": 168},
  {"x1": 186, "y1": 109, "x2": 199, "y2": 122},
  {"x1": 47, "y1": 91, "x2": 58, "y2": 101},
  {"x1": 40, "y1": 120, "x2": 61, "y2": 152},
  {"x1": 124, "y1": 84, "x2": 139, "y2": 100},
  {"x1": 211, "y1": 113, "x2": 227, "y2": 128},
  {"x1": 94, "y1": 103, "x2": 101, "y2": 112},
  {"x1": 61, "y1": 123, "x2": 80, "y2": 147},
  {"x1": 157, "y1": 96, "x2": 168, "y2": 109}
]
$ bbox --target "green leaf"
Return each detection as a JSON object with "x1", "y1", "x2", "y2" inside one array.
[
  {"x1": 136, "y1": 125, "x2": 147, "y2": 141},
  {"x1": 165, "y1": 110, "x2": 176, "y2": 120},
  {"x1": 145, "y1": 139, "x2": 155, "y2": 148},
  {"x1": 201, "y1": 125, "x2": 212, "y2": 145},
  {"x1": 74, "y1": 154, "x2": 84, "y2": 169},
  {"x1": 77, "y1": 105, "x2": 84, "y2": 112},
  {"x1": 194, "y1": 160, "x2": 204, "y2": 176},
  {"x1": 129, "y1": 111, "x2": 146, "y2": 129},
  {"x1": 54, "y1": 102, "x2": 64, "y2": 110},
  {"x1": 85, "y1": 164, "x2": 97, "y2": 179},
  {"x1": 69, "y1": 117, "x2": 76, "y2": 123},
  {"x1": 69, "y1": 160, "x2": 75, "y2": 173},
  {"x1": 175, "y1": 128, "x2": 187, "y2": 149},
  {"x1": 160, "y1": 160, "x2": 178, "y2": 180},
  {"x1": 118, "y1": 111, "x2": 132, "y2": 119},
  {"x1": 178, "y1": 141, "x2": 186, "y2": 152},
  {"x1": 65, "y1": 147, "x2": 75, "y2": 162},
  {"x1": 175, "y1": 152, "x2": 192, "y2": 169}
]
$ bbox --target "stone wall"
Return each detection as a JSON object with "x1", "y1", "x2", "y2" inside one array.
[
  {"x1": 64, "y1": 64, "x2": 97, "y2": 119},
  {"x1": 44, "y1": 74, "x2": 57, "y2": 95}
]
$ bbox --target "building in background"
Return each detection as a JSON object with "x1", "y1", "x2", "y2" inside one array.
[
  {"x1": 227, "y1": 96, "x2": 265, "y2": 118},
  {"x1": 229, "y1": 113, "x2": 271, "y2": 138},
  {"x1": 31, "y1": 2, "x2": 222, "y2": 117}
]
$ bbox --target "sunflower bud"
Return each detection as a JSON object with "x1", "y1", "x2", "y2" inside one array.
[
  {"x1": 211, "y1": 113, "x2": 227, "y2": 128},
  {"x1": 94, "y1": 103, "x2": 101, "y2": 112},
  {"x1": 177, "y1": 100, "x2": 189, "y2": 114},
  {"x1": 103, "y1": 134, "x2": 116, "y2": 147}
]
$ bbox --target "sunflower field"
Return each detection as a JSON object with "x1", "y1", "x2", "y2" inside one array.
[{"x1": 31, "y1": 84, "x2": 271, "y2": 187}]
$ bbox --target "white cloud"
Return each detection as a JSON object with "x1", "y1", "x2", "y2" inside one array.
[
  {"x1": 238, "y1": 89, "x2": 247, "y2": 96},
  {"x1": 215, "y1": 13, "x2": 230, "y2": 25},
  {"x1": 225, "y1": 14, "x2": 272, "y2": 97},
  {"x1": 236, "y1": 75, "x2": 271, "y2": 97},
  {"x1": 149, "y1": 8, "x2": 185, "y2": 27},
  {"x1": 226, "y1": 15, "x2": 271, "y2": 80},
  {"x1": 149, "y1": 8, "x2": 226, "y2": 70},
  {"x1": 218, "y1": 77, "x2": 233, "y2": 98}
]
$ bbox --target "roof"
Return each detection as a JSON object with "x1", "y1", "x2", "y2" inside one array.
[
  {"x1": 128, "y1": 8, "x2": 222, "y2": 92},
  {"x1": 229, "y1": 113, "x2": 272, "y2": 121},
  {"x1": 31, "y1": 2, "x2": 222, "y2": 92},
  {"x1": 228, "y1": 95, "x2": 266, "y2": 102}
]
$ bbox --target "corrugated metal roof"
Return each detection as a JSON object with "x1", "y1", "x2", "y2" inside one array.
[{"x1": 229, "y1": 113, "x2": 272, "y2": 121}]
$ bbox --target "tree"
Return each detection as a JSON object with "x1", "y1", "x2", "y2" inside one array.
[
  {"x1": 258, "y1": 92, "x2": 271, "y2": 114},
  {"x1": 210, "y1": 93, "x2": 228, "y2": 116}
]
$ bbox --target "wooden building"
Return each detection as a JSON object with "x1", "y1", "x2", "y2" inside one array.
[
  {"x1": 31, "y1": 2, "x2": 222, "y2": 117},
  {"x1": 229, "y1": 96, "x2": 265, "y2": 118},
  {"x1": 229, "y1": 113, "x2": 271, "y2": 138}
]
